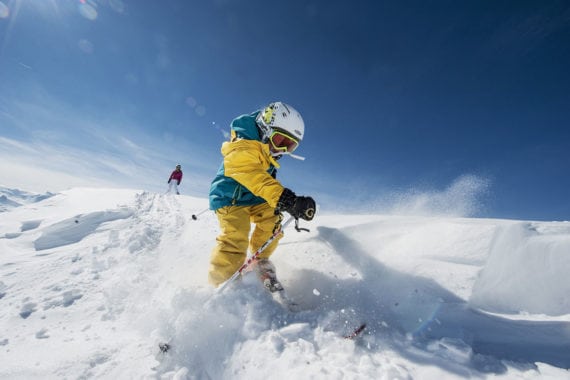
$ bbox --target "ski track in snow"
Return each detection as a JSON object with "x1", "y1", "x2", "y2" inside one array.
[{"x1": 0, "y1": 188, "x2": 569, "y2": 379}]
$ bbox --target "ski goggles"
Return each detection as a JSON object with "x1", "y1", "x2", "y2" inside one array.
[{"x1": 269, "y1": 130, "x2": 299, "y2": 154}]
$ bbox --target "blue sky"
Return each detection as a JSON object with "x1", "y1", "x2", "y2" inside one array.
[{"x1": 1, "y1": 0, "x2": 569, "y2": 221}]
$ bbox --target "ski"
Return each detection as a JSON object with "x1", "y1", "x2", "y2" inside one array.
[
  {"x1": 158, "y1": 342, "x2": 170, "y2": 353},
  {"x1": 270, "y1": 287, "x2": 301, "y2": 312},
  {"x1": 343, "y1": 323, "x2": 367, "y2": 339},
  {"x1": 157, "y1": 258, "x2": 365, "y2": 355}
]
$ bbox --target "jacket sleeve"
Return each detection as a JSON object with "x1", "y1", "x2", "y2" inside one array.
[{"x1": 222, "y1": 140, "x2": 284, "y2": 207}]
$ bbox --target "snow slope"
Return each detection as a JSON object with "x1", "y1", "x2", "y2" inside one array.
[{"x1": 0, "y1": 188, "x2": 569, "y2": 379}]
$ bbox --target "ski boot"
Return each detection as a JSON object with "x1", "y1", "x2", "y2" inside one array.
[{"x1": 255, "y1": 259, "x2": 284, "y2": 293}]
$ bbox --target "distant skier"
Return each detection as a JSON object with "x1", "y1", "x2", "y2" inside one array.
[
  {"x1": 208, "y1": 101, "x2": 316, "y2": 290},
  {"x1": 167, "y1": 164, "x2": 183, "y2": 195}
]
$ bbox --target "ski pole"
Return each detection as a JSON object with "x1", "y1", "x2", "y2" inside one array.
[
  {"x1": 191, "y1": 208, "x2": 210, "y2": 220},
  {"x1": 218, "y1": 216, "x2": 296, "y2": 292}
]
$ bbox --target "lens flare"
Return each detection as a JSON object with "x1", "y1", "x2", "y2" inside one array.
[
  {"x1": 185, "y1": 97, "x2": 197, "y2": 108},
  {"x1": 109, "y1": 0, "x2": 125, "y2": 14},
  {"x1": 78, "y1": 38, "x2": 94, "y2": 54},
  {"x1": 195, "y1": 105, "x2": 206, "y2": 117},
  {"x1": 78, "y1": 2, "x2": 97, "y2": 20},
  {"x1": 0, "y1": 1, "x2": 9, "y2": 19},
  {"x1": 211, "y1": 122, "x2": 230, "y2": 139}
]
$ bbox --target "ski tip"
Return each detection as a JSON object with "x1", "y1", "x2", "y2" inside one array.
[
  {"x1": 158, "y1": 342, "x2": 170, "y2": 353},
  {"x1": 344, "y1": 323, "x2": 367, "y2": 340}
]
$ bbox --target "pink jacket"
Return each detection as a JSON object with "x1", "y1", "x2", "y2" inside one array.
[{"x1": 169, "y1": 170, "x2": 183, "y2": 184}]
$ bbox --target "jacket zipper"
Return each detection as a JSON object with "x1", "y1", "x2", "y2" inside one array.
[{"x1": 231, "y1": 184, "x2": 243, "y2": 205}]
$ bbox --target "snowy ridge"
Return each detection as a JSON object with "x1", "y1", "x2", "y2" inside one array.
[
  {"x1": 0, "y1": 188, "x2": 569, "y2": 379},
  {"x1": 0, "y1": 186, "x2": 55, "y2": 213}
]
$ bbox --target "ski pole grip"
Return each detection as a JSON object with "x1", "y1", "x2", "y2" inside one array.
[{"x1": 295, "y1": 218, "x2": 310, "y2": 233}]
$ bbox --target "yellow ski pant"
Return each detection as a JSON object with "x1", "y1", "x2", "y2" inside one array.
[{"x1": 208, "y1": 202, "x2": 283, "y2": 287}]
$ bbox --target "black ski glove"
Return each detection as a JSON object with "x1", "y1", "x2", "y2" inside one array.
[{"x1": 277, "y1": 188, "x2": 316, "y2": 221}]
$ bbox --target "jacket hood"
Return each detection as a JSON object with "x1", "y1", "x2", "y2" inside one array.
[{"x1": 231, "y1": 112, "x2": 262, "y2": 140}]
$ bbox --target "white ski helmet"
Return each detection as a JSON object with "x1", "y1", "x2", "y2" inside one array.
[{"x1": 256, "y1": 101, "x2": 305, "y2": 143}]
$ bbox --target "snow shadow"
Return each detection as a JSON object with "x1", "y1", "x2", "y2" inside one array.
[
  {"x1": 294, "y1": 226, "x2": 570, "y2": 373},
  {"x1": 21, "y1": 220, "x2": 42, "y2": 232}
]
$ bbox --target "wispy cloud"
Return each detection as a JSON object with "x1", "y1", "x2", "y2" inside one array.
[{"x1": 0, "y1": 88, "x2": 216, "y2": 195}]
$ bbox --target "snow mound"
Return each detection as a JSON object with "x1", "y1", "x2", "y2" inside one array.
[
  {"x1": 34, "y1": 210, "x2": 133, "y2": 251},
  {"x1": 470, "y1": 222, "x2": 570, "y2": 316}
]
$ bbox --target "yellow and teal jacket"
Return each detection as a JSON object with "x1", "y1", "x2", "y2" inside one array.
[{"x1": 209, "y1": 112, "x2": 285, "y2": 211}]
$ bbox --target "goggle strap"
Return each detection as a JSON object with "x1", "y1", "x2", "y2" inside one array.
[
  {"x1": 289, "y1": 153, "x2": 305, "y2": 161},
  {"x1": 271, "y1": 151, "x2": 306, "y2": 160}
]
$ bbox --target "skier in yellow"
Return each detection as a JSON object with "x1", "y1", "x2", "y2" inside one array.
[{"x1": 208, "y1": 102, "x2": 316, "y2": 290}]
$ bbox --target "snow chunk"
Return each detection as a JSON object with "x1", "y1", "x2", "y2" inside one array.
[
  {"x1": 470, "y1": 222, "x2": 570, "y2": 316},
  {"x1": 34, "y1": 209, "x2": 133, "y2": 251}
]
